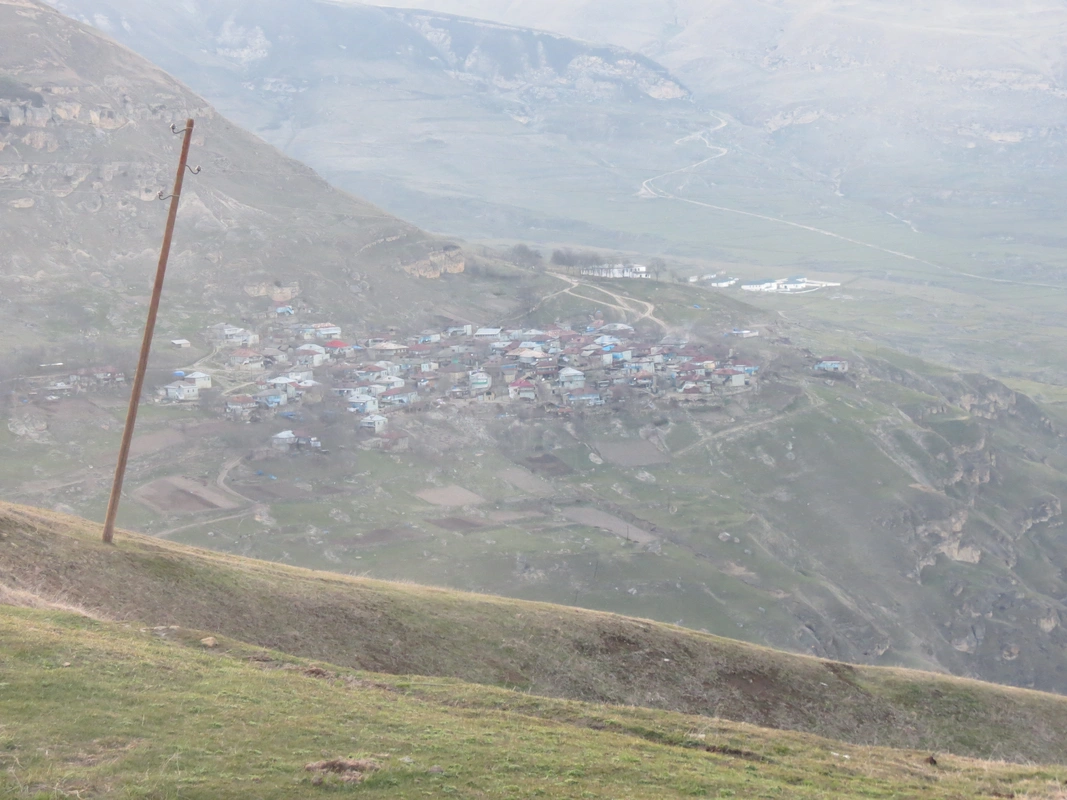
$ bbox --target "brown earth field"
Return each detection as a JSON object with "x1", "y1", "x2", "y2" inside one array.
[
  {"x1": 415, "y1": 485, "x2": 486, "y2": 506},
  {"x1": 133, "y1": 476, "x2": 242, "y2": 514}
]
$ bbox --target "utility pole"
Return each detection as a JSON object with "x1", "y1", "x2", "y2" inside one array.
[{"x1": 102, "y1": 119, "x2": 197, "y2": 544}]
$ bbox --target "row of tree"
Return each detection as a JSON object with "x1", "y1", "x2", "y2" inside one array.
[{"x1": 503, "y1": 244, "x2": 670, "y2": 280}]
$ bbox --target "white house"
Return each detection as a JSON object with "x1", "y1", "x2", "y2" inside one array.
[
  {"x1": 508, "y1": 379, "x2": 538, "y2": 401},
  {"x1": 295, "y1": 343, "x2": 328, "y2": 367},
  {"x1": 225, "y1": 395, "x2": 257, "y2": 417},
  {"x1": 228, "y1": 349, "x2": 265, "y2": 370},
  {"x1": 367, "y1": 342, "x2": 408, "y2": 356},
  {"x1": 815, "y1": 357, "x2": 850, "y2": 373},
  {"x1": 209, "y1": 323, "x2": 259, "y2": 345},
  {"x1": 360, "y1": 414, "x2": 388, "y2": 433},
  {"x1": 741, "y1": 279, "x2": 779, "y2": 292},
  {"x1": 559, "y1": 367, "x2": 586, "y2": 390},
  {"x1": 311, "y1": 323, "x2": 342, "y2": 339},
  {"x1": 186, "y1": 371, "x2": 212, "y2": 390},
  {"x1": 348, "y1": 394, "x2": 378, "y2": 414},
  {"x1": 713, "y1": 369, "x2": 747, "y2": 387},
  {"x1": 474, "y1": 327, "x2": 503, "y2": 340},
  {"x1": 262, "y1": 346, "x2": 289, "y2": 365},
  {"x1": 266, "y1": 376, "x2": 298, "y2": 398},
  {"x1": 380, "y1": 387, "x2": 418, "y2": 406},
  {"x1": 469, "y1": 371, "x2": 492, "y2": 395},
  {"x1": 171, "y1": 338, "x2": 191, "y2": 349},
  {"x1": 164, "y1": 381, "x2": 199, "y2": 401},
  {"x1": 271, "y1": 430, "x2": 298, "y2": 451}
]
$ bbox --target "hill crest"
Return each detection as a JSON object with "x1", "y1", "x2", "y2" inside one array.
[{"x1": 3, "y1": 499, "x2": 1067, "y2": 765}]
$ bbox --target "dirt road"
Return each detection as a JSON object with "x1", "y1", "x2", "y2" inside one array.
[{"x1": 542, "y1": 272, "x2": 670, "y2": 330}]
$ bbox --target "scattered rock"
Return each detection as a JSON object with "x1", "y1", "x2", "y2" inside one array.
[
  {"x1": 329, "y1": 508, "x2": 352, "y2": 523},
  {"x1": 199, "y1": 636, "x2": 218, "y2": 648},
  {"x1": 428, "y1": 765, "x2": 444, "y2": 774},
  {"x1": 305, "y1": 758, "x2": 380, "y2": 784}
]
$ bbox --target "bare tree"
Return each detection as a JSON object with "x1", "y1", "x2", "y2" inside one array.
[{"x1": 506, "y1": 244, "x2": 543, "y2": 269}]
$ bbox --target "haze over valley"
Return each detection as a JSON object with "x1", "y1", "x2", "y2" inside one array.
[{"x1": 5, "y1": 2, "x2": 1067, "y2": 795}]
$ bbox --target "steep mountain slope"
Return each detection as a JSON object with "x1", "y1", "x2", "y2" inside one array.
[
  {"x1": 8, "y1": 609, "x2": 1067, "y2": 799},
  {"x1": 5, "y1": 499, "x2": 1067, "y2": 767},
  {"x1": 0, "y1": 0, "x2": 515, "y2": 357},
  {"x1": 44, "y1": 0, "x2": 703, "y2": 248}
]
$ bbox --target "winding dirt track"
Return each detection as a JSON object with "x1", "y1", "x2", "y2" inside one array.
[
  {"x1": 541, "y1": 272, "x2": 669, "y2": 330},
  {"x1": 674, "y1": 390, "x2": 826, "y2": 456}
]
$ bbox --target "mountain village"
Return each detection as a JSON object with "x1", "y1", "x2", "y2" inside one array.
[
  {"x1": 109, "y1": 306, "x2": 847, "y2": 456},
  {"x1": 132, "y1": 310, "x2": 784, "y2": 455}
]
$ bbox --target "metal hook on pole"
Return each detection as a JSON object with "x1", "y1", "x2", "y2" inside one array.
[
  {"x1": 157, "y1": 168, "x2": 199, "y2": 199},
  {"x1": 170, "y1": 122, "x2": 192, "y2": 135}
]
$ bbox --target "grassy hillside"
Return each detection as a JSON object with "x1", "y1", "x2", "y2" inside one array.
[
  {"x1": 4, "y1": 501, "x2": 1067, "y2": 767},
  {"x1": 8, "y1": 605, "x2": 1067, "y2": 799}
]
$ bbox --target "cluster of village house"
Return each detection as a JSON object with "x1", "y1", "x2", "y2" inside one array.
[
  {"x1": 26, "y1": 314, "x2": 848, "y2": 455},
  {"x1": 152, "y1": 316, "x2": 819, "y2": 453}
]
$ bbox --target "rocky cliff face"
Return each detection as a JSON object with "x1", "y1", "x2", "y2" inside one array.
[{"x1": 391, "y1": 9, "x2": 688, "y2": 105}]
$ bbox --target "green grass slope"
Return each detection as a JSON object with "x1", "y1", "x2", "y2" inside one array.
[
  {"x1": 5, "y1": 606, "x2": 1067, "y2": 800},
  {"x1": 3, "y1": 501, "x2": 1067, "y2": 766}
]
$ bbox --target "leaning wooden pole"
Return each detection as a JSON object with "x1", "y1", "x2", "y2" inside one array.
[{"x1": 102, "y1": 119, "x2": 195, "y2": 544}]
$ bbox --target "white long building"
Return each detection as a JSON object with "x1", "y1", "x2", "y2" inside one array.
[
  {"x1": 580, "y1": 264, "x2": 650, "y2": 279},
  {"x1": 741, "y1": 276, "x2": 841, "y2": 293}
]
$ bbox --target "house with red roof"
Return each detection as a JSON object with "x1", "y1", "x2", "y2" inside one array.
[{"x1": 508, "y1": 379, "x2": 538, "y2": 401}]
